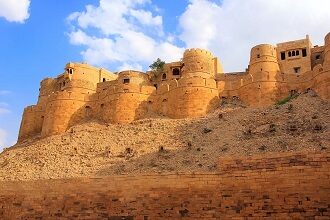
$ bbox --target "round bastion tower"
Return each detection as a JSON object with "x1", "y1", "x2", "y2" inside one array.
[
  {"x1": 41, "y1": 64, "x2": 98, "y2": 137},
  {"x1": 249, "y1": 44, "x2": 280, "y2": 74},
  {"x1": 324, "y1": 32, "x2": 330, "y2": 69},
  {"x1": 182, "y1": 48, "x2": 216, "y2": 78},
  {"x1": 100, "y1": 70, "x2": 155, "y2": 124},
  {"x1": 165, "y1": 48, "x2": 219, "y2": 118},
  {"x1": 240, "y1": 44, "x2": 281, "y2": 106}
]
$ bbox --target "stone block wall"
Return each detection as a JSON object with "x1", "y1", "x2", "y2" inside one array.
[{"x1": 0, "y1": 152, "x2": 329, "y2": 219}]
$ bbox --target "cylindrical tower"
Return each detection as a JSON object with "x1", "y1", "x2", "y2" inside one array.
[
  {"x1": 18, "y1": 106, "x2": 44, "y2": 142},
  {"x1": 240, "y1": 44, "x2": 281, "y2": 106},
  {"x1": 37, "y1": 78, "x2": 56, "y2": 108},
  {"x1": 41, "y1": 91, "x2": 87, "y2": 137},
  {"x1": 182, "y1": 48, "x2": 215, "y2": 78},
  {"x1": 324, "y1": 32, "x2": 330, "y2": 69},
  {"x1": 249, "y1": 44, "x2": 280, "y2": 74},
  {"x1": 101, "y1": 71, "x2": 154, "y2": 124},
  {"x1": 162, "y1": 48, "x2": 220, "y2": 118}
]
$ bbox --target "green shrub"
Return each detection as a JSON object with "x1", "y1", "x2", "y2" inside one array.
[{"x1": 276, "y1": 93, "x2": 299, "y2": 105}]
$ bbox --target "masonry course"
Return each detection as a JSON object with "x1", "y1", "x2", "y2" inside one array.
[{"x1": 0, "y1": 152, "x2": 329, "y2": 219}]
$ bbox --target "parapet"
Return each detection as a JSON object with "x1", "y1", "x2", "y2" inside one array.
[
  {"x1": 117, "y1": 70, "x2": 150, "y2": 86},
  {"x1": 183, "y1": 48, "x2": 214, "y2": 59},
  {"x1": 250, "y1": 44, "x2": 277, "y2": 63}
]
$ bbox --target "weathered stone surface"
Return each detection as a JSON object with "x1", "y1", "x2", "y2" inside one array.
[{"x1": 0, "y1": 152, "x2": 329, "y2": 219}]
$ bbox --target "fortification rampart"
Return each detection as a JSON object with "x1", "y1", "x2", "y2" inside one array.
[
  {"x1": 1, "y1": 152, "x2": 328, "y2": 219},
  {"x1": 18, "y1": 32, "x2": 330, "y2": 141}
]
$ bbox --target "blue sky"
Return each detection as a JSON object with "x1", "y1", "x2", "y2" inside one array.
[{"x1": 0, "y1": 0, "x2": 330, "y2": 151}]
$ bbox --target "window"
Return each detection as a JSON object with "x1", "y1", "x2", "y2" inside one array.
[
  {"x1": 294, "y1": 67, "x2": 301, "y2": 74},
  {"x1": 123, "y1": 78, "x2": 130, "y2": 84},
  {"x1": 316, "y1": 54, "x2": 321, "y2": 60},
  {"x1": 162, "y1": 73, "x2": 166, "y2": 80},
  {"x1": 172, "y1": 68, "x2": 180, "y2": 76},
  {"x1": 288, "y1": 51, "x2": 292, "y2": 57},
  {"x1": 292, "y1": 51, "x2": 296, "y2": 56},
  {"x1": 302, "y1": 48, "x2": 307, "y2": 57},
  {"x1": 103, "y1": 78, "x2": 106, "y2": 82},
  {"x1": 68, "y1": 69, "x2": 73, "y2": 74},
  {"x1": 296, "y1": 50, "x2": 300, "y2": 56},
  {"x1": 281, "y1": 52, "x2": 286, "y2": 60},
  {"x1": 257, "y1": 54, "x2": 260, "y2": 58}
]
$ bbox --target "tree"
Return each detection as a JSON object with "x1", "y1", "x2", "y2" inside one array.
[{"x1": 149, "y1": 58, "x2": 165, "y2": 73}]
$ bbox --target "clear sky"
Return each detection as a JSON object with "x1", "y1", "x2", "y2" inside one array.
[{"x1": 0, "y1": 0, "x2": 330, "y2": 151}]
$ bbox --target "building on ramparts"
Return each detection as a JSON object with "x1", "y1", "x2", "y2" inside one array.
[{"x1": 18, "y1": 33, "x2": 330, "y2": 141}]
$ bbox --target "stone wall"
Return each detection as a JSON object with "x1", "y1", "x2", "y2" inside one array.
[{"x1": 0, "y1": 152, "x2": 329, "y2": 219}]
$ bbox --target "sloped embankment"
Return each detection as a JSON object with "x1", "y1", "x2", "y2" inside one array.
[{"x1": 0, "y1": 92, "x2": 329, "y2": 181}]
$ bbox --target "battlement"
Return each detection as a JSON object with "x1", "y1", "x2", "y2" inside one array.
[{"x1": 183, "y1": 48, "x2": 214, "y2": 58}]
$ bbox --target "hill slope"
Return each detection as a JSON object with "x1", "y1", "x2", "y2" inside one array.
[{"x1": 0, "y1": 92, "x2": 329, "y2": 181}]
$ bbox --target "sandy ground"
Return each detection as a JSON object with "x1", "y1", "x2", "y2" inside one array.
[{"x1": 0, "y1": 92, "x2": 329, "y2": 181}]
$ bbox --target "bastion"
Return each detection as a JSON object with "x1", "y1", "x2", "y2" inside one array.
[{"x1": 18, "y1": 33, "x2": 330, "y2": 141}]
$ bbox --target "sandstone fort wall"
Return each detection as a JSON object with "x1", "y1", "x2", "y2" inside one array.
[
  {"x1": 18, "y1": 32, "x2": 330, "y2": 141},
  {"x1": 0, "y1": 152, "x2": 329, "y2": 219}
]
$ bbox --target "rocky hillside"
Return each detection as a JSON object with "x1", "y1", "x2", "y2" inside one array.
[{"x1": 0, "y1": 92, "x2": 329, "y2": 181}]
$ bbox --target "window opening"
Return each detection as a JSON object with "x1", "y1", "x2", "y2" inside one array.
[
  {"x1": 294, "y1": 67, "x2": 301, "y2": 74},
  {"x1": 162, "y1": 73, "x2": 166, "y2": 80},
  {"x1": 172, "y1": 68, "x2": 180, "y2": 75},
  {"x1": 302, "y1": 48, "x2": 307, "y2": 57},
  {"x1": 123, "y1": 78, "x2": 130, "y2": 84}
]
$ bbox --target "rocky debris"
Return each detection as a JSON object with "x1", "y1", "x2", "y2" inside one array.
[{"x1": 0, "y1": 93, "x2": 329, "y2": 181}]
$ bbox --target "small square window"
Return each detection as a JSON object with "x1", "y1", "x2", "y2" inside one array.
[
  {"x1": 294, "y1": 67, "x2": 301, "y2": 74},
  {"x1": 316, "y1": 54, "x2": 321, "y2": 60},
  {"x1": 123, "y1": 78, "x2": 130, "y2": 84}
]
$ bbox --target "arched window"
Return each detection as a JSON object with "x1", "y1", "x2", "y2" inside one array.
[
  {"x1": 288, "y1": 51, "x2": 292, "y2": 57},
  {"x1": 172, "y1": 68, "x2": 180, "y2": 76},
  {"x1": 292, "y1": 51, "x2": 295, "y2": 56},
  {"x1": 296, "y1": 50, "x2": 300, "y2": 56},
  {"x1": 162, "y1": 73, "x2": 166, "y2": 80}
]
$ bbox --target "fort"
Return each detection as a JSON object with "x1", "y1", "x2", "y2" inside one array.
[{"x1": 18, "y1": 33, "x2": 330, "y2": 141}]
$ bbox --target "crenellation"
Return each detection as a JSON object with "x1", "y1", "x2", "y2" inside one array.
[{"x1": 18, "y1": 32, "x2": 330, "y2": 142}]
